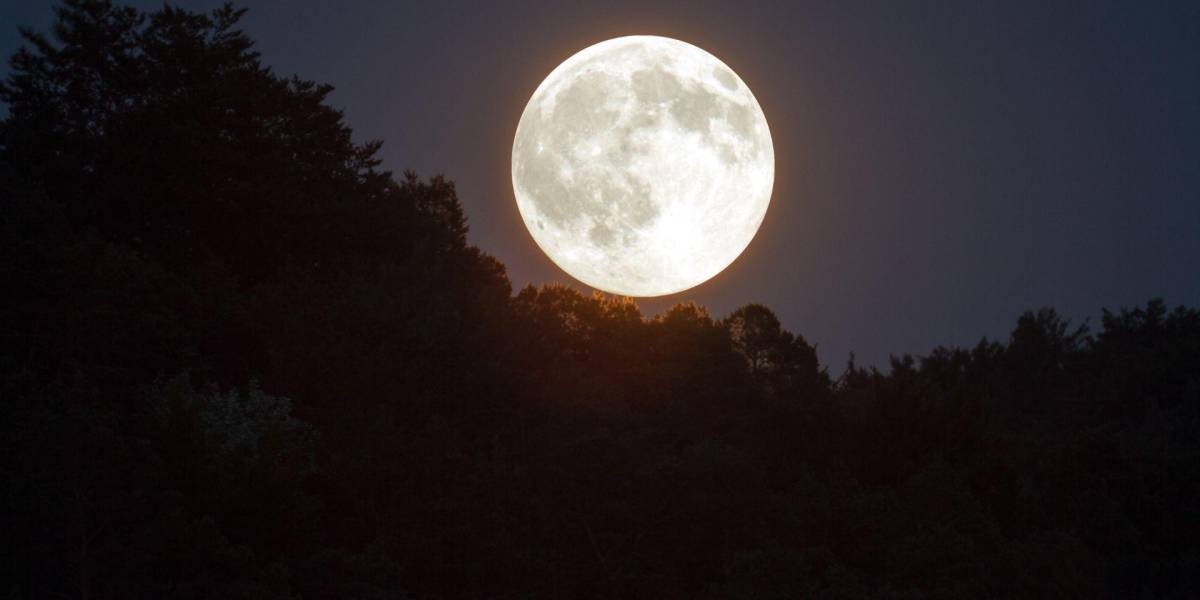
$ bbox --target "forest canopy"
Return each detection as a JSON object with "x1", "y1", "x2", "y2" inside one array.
[{"x1": 2, "y1": 2, "x2": 1198, "y2": 598}]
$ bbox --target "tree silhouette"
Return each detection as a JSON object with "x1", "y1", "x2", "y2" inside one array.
[
  {"x1": 723, "y1": 303, "x2": 827, "y2": 400},
  {"x1": 2, "y1": 2, "x2": 1197, "y2": 598}
]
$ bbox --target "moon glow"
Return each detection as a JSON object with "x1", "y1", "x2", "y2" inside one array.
[{"x1": 512, "y1": 36, "x2": 774, "y2": 297}]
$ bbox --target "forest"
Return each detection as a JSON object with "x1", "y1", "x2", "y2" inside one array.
[{"x1": 2, "y1": 2, "x2": 1197, "y2": 598}]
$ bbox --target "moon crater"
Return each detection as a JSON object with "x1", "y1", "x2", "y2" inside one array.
[{"x1": 513, "y1": 35, "x2": 774, "y2": 296}]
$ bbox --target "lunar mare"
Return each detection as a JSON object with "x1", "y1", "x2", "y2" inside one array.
[{"x1": 512, "y1": 35, "x2": 774, "y2": 297}]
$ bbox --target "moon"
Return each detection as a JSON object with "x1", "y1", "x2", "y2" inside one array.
[{"x1": 512, "y1": 35, "x2": 774, "y2": 297}]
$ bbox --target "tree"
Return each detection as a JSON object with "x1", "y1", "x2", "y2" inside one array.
[
  {"x1": 1, "y1": 0, "x2": 511, "y2": 397},
  {"x1": 2, "y1": 1, "x2": 384, "y2": 282},
  {"x1": 4, "y1": 2, "x2": 1199, "y2": 598},
  {"x1": 722, "y1": 304, "x2": 827, "y2": 399},
  {"x1": 723, "y1": 304, "x2": 783, "y2": 378},
  {"x1": 1003, "y1": 307, "x2": 1089, "y2": 417}
]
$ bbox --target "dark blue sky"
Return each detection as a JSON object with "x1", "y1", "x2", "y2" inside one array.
[{"x1": 4, "y1": 1, "x2": 1197, "y2": 368}]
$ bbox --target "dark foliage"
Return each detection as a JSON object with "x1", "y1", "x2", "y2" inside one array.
[{"x1": 2, "y1": 3, "x2": 1197, "y2": 598}]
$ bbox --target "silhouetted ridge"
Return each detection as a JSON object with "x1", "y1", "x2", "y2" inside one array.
[{"x1": 2, "y1": 3, "x2": 1196, "y2": 598}]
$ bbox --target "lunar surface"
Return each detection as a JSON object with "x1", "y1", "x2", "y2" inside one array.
[{"x1": 512, "y1": 35, "x2": 774, "y2": 297}]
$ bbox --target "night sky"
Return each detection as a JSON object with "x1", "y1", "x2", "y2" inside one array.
[{"x1": 4, "y1": 0, "x2": 1197, "y2": 368}]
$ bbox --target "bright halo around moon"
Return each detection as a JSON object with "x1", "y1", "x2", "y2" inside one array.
[{"x1": 512, "y1": 35, "x2": 774, "y2": 297}]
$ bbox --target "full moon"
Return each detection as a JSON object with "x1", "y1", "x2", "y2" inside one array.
[{"x1": 512, "y1": 35, "x2": 774, "y2": 297}]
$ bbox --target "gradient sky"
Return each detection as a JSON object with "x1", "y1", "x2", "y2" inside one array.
[{"x1": 4, "y1": 1, "x2": 1198, "y2": 368}]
